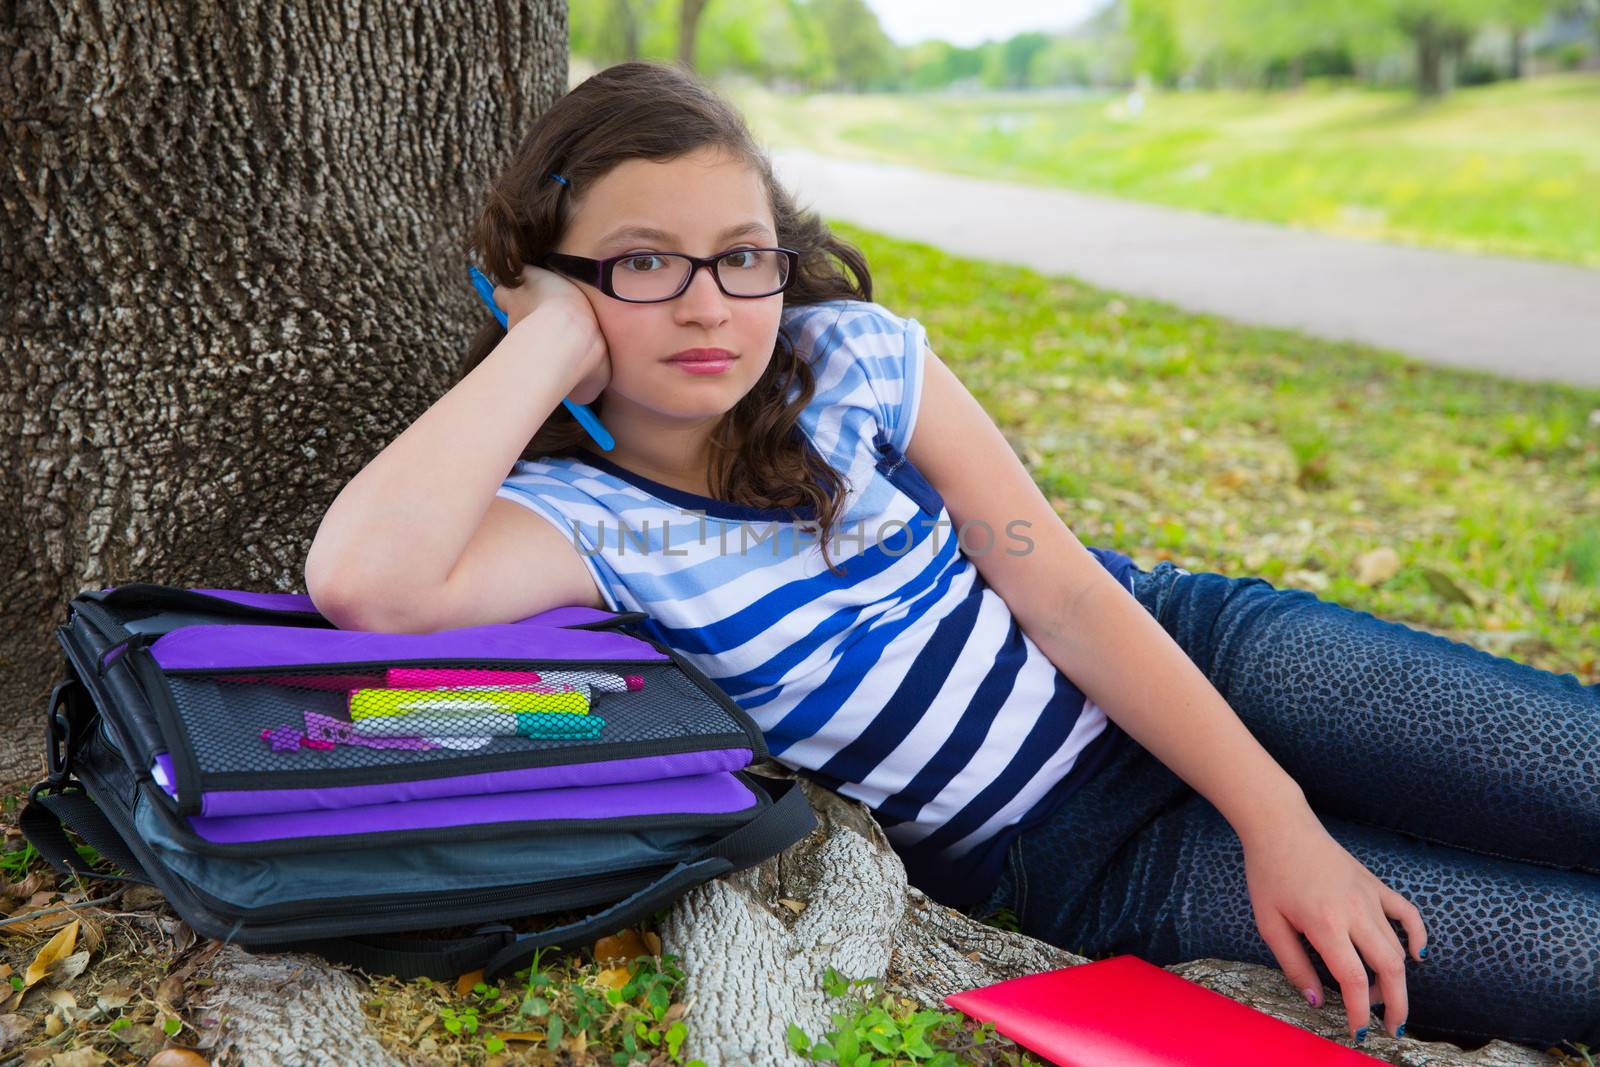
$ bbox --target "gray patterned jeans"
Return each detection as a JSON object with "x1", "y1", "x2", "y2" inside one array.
[{"x1": 968, "y1": 559, "x2": 1600, "y2": 1051}]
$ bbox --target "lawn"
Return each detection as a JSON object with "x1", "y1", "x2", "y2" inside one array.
[
  {"x1": 730, "y1": 74, "x2": 1600, "y2": 267},
  {"x1": 840, "y1": 221, "x2": 1600, "y2": 685}
]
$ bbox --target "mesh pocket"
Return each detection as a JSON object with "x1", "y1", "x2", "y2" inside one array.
[{"x1": 158, "y1": 660, "x2": 745, "y2": 784}]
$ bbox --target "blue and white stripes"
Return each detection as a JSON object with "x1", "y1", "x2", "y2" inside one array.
[{"x1": 496, "y1": 299, "x2": 1139, "y2": 909}]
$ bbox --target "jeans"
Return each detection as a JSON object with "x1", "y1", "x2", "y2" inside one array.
[{"x1": 966, "y1": 560, "x2": 1600, "y2": 1051}]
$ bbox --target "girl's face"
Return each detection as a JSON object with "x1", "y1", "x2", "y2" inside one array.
[{"x1": 555, "y1": 146, "x2": 784, "y2": 425}]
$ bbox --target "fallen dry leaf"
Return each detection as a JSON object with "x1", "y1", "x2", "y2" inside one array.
[
  {"x1": 491, "y1": 1030, "x2": 546, "y2": 1043},
  {"x1": 73, "y1": 912, "x2": 104, "y2": 956},
  {"x1": 777, "y1": 898, "x2": 807, "y2": 915},
  {"x1": 168, "y1": 920, "x2": 196, "y2": 954},
  {"x1": 1353, "y1": 546, "x2": 1401, "y2": 586},
  {"x1": 2, "y1": 872, "x2": 50, "y2": 902},
  {"x1": 24, "y1": 919, "x2": 78, "y2": 987},
  {"x1": 44, "y1": 1012, "x2": 64, "y2": 1037},
  {"x1": 48, "y1": 1048, "x2": 111, "y2": 1066},
  {"x1": 0, "y1": 908, "x2": 83, "y2": 934},
  {"x1": 0, "y1": 909, "x2": 79, "y2": 938},
  {"x1": 569, "y1": 1026, "x2": 589, "y2": 1055},
  {"x1": 592, "y1": 928, "x2": 648, "y2": 965},
  {"x1": 155, "y1": 973, "x2": 184, "y2": 1011},
  {"x1": 42, "y1": 989, "x2": 76, "y2": 1016},
  {"x1": 95, "y1": 983, "x2": 134, "y2": 1016},
  {"x1": 119, "y1": 885, "x2": 167, "y2": 911},
  {"x1": 0, "y1": 1012, "x2": 32, "y2": 1053},
  {"x1": 147, "y1": 1050, "x2": 210, "y2": 1067},
  {"x1": 594, "y1": 965, "x2": 632, "y2": 991},
  {"x1": 643, "y1": 931, "x2": 661, "y2": 956},
  {"x1": 410, "y1": 1013, "x2": 437, "y2": 1043},
  {"x1": 46, "y1": 951, "x2": 90, "y2": 986},
  {"x1": 454, "y1": 969, "x2": 485, "y2": 997}
]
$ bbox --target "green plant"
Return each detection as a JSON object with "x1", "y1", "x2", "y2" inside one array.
[{"x1": 786, "y1": 965, "x2": 1045, "y2": 1065}]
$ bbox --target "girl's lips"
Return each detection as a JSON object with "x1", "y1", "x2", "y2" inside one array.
[{"x1": 669, "y1": 356, "x2": 735, "y2": 375}]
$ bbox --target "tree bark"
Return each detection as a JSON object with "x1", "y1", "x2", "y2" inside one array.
[{"x1": 0, "y1": 0, "x2": 567, "y2": 798}]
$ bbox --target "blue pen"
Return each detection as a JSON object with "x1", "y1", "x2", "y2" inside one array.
[{"x1": 468, "y1": 263, "x2": 615, "y2": 452}]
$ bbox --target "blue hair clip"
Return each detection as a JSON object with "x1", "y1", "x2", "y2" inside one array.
[{"x1": 467, "y1": 263, "x2": 614, "y2": 452}]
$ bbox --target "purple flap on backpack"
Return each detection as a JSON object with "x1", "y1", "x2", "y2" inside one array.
[
  {"x1": 185, "y1": 588, "x2": 622, "y2": 630},
  {"x1": 184, "y1": 771, "x2": 759, "y2": 844},
  {"x1": 150, "y1": 621, "x2": 667, "y2": 671},
  {"x1": 150, "y1": 748, "x2": 757, "y2": 816}
]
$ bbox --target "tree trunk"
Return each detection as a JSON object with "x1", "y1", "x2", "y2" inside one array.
[
  {"x1": 678, "y1": 0, "x2": 711, "y2": 72},
  {"x1": 621, "y1": 0, "x2": 641, "y2": 61},
  {"x1": 1413, "y1": 17, "x2": 1447, "y2": 98},
  {"x1": 1511, "y1": 29, "x2": 1526, "y2": 79},
  {"x1": 0, "y1": 0, "x2": 568, "y2": 798}
]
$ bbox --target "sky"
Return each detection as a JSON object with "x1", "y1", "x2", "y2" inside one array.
[{"x1": 864, "y1": 0, "x2": 1109, "y2": 48}]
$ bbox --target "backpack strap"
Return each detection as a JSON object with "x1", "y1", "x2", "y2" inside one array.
[{"x1": 19, "y1": 782, "x2": 155, "y2": 886}]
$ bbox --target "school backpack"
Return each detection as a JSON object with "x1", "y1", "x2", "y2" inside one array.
[{"x1": 19, "y1": 583, "x2": 817, "y2": 981}]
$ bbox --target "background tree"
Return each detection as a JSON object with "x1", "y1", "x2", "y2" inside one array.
[
  {"x1": 1126, "y1": 0, "x2": 1187, "y2": 86},
  {"x1": 809, "y1": 0, "x2": 901, "y2": 90},
  {"x1": 0, "y1": 0, "x2": 567, "y2": 795},
  {"x1": 679, "y1": 0, "x2": 713, "y2": 70}
]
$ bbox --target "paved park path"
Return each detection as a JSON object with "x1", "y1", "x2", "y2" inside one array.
[{"x1": 770, "y1": 148, "x2": 1600, "y2": 389}]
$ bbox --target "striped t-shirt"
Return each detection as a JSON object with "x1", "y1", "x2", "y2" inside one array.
[{"x1": 495, "y1": 298, "x2": 1139, "y2": 911}]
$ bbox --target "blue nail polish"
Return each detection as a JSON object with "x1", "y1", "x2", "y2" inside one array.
[
  {"x1": 1355, "y1": 1027, "x2": 1368, "y2": 1044},
  {"x1": 1418, "y1": 946, "x2": 1429, "y2": 959},
  {"x1": 1396, "y1": 1023, "x2": 1407, "y2": 1038}
]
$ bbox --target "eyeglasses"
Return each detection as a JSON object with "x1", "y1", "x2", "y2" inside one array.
[{"x1": 542, "y1": 247, "x2": 799, "y2": 303}]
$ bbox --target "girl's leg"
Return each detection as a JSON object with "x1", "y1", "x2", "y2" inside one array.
[
  {"x1": 1127, "y1": 560, "x2": 1600, "y2": 874},
  {"x1": 987, "y1": 728, "x2": 1600, "y2": 1050}
]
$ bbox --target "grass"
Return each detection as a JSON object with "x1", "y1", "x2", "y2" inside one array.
[
  {"x1": 729, "y1": 73, "x2": 1600, "y2": 266},
  {"x1": 838, "y1": 221, "x2": 1600, "y2": 685}
]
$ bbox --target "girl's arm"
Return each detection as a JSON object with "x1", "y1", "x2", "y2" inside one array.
[
  {"x1": 905, "y1": 342, "x2": 1424, "y2": 1040},
  {"x1": 304, "y1": 303, "x2": 601, "y2": 630}
]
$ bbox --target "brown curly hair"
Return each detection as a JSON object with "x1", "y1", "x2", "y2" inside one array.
[{"x1": 461, "y1": 61, "x2": 874, "y2": 577}]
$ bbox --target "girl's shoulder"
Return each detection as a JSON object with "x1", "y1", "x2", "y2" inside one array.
[
  {"x1": 781, "y1": 298, "x2": 926, "y2": 384},
  {"x1": 781, "y1": 299, "x2": 929, "y2": 456}
]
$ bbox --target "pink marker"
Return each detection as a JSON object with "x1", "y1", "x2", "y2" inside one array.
[{"x1": 387, "y1": 668, "x2": 643, "y2": 692}]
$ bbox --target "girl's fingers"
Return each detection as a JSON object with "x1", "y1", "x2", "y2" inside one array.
[
  {"x1": 1254, "y1": 907, "x2": 1324, "y2": 1010},
  {"x1": 1382, "y1": 885, "x2": 1429, "y2": 961},
  {"x1": 1304, "y1": 925, "x2": 1372, "y2": 1040},
  {"x1": 1354, "y1": 916, "x2": 1409, "y2": 1037}
]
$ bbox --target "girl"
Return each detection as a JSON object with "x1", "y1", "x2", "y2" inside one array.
[{"x1": 303, "y1": 61, "x2": 1600, "y2": 1052}]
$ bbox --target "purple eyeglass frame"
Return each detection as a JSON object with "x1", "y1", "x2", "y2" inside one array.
[{"x1": 542, "y1": 248, "x2": 800, "y2": 303}]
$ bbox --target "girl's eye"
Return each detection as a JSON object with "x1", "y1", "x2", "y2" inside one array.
[
  {"x1": 722, "y1": 249, "x2": 759, "y2": 269},
  {"x1": 620, "y1": 254, "x2": 667, "y2": 273}
]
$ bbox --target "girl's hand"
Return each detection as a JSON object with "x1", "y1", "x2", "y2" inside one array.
[
  {"x1": 1239, "y1": 809, "x2": 1427, "y2": 1042},
  {"x1": 494, "y1": 264, "x2": 611, "y2": 404}
]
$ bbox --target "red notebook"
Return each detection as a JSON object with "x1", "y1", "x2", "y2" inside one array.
[{"x1": 944, "y1": 955, "x2": 1382, "y2": 1066}]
